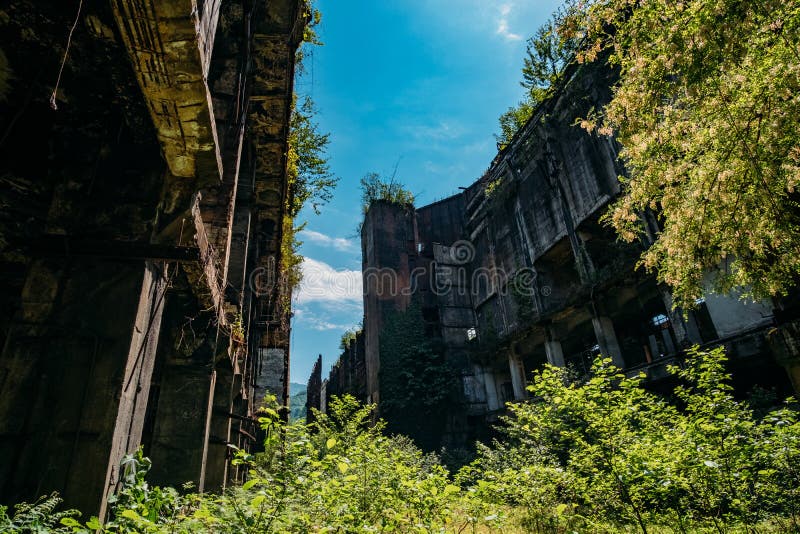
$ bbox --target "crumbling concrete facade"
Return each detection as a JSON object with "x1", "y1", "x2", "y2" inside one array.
[
  {"x1": 324, "y1": 331, "x2": 367, "y2": 409},
  {"x1": 0, "y1": 0, "x2": 304, "y2": 515},
  {"x1": 306, "y1": 354, "x2": 322, "y2": 424},
  {"x1": 313, "y1": 60, "x2": 800, "y2": 448}
]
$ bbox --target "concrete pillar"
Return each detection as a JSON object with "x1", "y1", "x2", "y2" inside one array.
[
  {"x1": 592, "y1": 315, "x2": 625, "y2": 368},
  {"x1": 99, "y1": 262, "x2": 168, "y2": 518},
  {"x1": 0, "y1": 260, "x2": 167, "y2": 516},
  {"x1": 544, "y1": 341, "x2": 565, "y2": 367},
  {"x1": 508, "y1": 352, "x2": 527, "y2": 400},
  {"x1": 202, "y1": 363, "x2": 234, "y2": 492},
  {"x1": 544, "y1": 326, "x2": 565, "y2": 367},
  {"x1": 659, "y1": 287, "x2": 698, "y2": 347},
  {"x1": 479, "y1": 366, "x2": 502, "y2": 411}
]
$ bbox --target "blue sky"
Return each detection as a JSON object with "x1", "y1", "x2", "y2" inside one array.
[{"x1": 289, "y1": 0, "x2": 563, "y2": 385}]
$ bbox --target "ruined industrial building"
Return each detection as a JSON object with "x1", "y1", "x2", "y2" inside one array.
[
  {"x1": 310, "y1": 58, "x2": 800, "y2": 449},
  {"x1": 0, "y1": 0, "x2": 305, "y2": 515}
]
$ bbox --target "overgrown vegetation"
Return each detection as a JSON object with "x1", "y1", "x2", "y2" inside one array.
[
  {"x1": 354, "y1": 172, "x2": 416, "y2": 234},
  {"x1": 378, "y1": 302, "x2": 455, "y2": 450},
  {"x1": 280, "y1": 0, "x2": 337, "y2": 301},
  {"x1": 460, "y1": 347, "x2": 800, "y2": 533},
  {"x1": 359, "y1": 172, "x2": 415, "y2": 214},
  {"x1": 495, "y1": 9, "x2": 579, "y2": 149},
  {"x1": 565, "y1": 0, "x2": 800, "y2": 306},
  {"x1": 9, "y1": 349, "x2": 800, "y2": 533},
  {"x1": 339, "y1": 326, "x2": 361, "y2": 350}
]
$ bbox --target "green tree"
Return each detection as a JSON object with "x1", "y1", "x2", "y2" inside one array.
[
  {"x1": 339, "y1": 327, "x2": 360, "y2": 350},
  {"x1": 567, "y1": 0, "x2": 800, "y2": 305},
  {"x1": 521, "y1": 11, "x2": 579, "y2": 105},
  {"x1": 286, "y1": 95, "x2": 337, "y2": 217},
  {"x1": 496, "y1": 9, "x2": 579, "y2": 149},
  {"x1": 496, "y1": 100, "x2": 535, "y2": 151},
  {"x1": 279, "y1": 2, "x2": 336, "y2": 299},
  {"x1": 359, "y1": 172, "x2": 415, "y2": 214}
]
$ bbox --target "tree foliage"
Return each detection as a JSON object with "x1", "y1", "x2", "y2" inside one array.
[
  {"x1": 521, "y1": 11, "x2": 580, "y2": 104},
  {"x1": 567, "y1": 0, "x2": 800, "y2": 305},
  {"x1": 496, "y1": 9, "x2": 579, "y2": 149},
  {"x1": 496, "y1": 100, "x2": 536, "y2": 151},
  {"x1": 359, "y1": 172, "x2": 415, "y2": 214},
  {"x1": 287, "y1": 95, "x2": 337, "y2": 217},
  {"x1": 339, "y1": 326, "x2": 360, "y2": 350},
  {"x1": 279, "y1": 2, "x2": 336, "y2": 297}
]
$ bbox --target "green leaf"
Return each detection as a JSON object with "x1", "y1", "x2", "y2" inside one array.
[
  {"x1": 326, "y1": 437, "x2": 337, "y2": 449},
  {"x1": 242, "y1": 479, "x2": 258, "y2": 491},
  {"x1": 443, "y1": 484, "x2": 460, "y2": 496},
  {"x1": 337, "y1": 461, "x2": 349, "y2": 474},
  {"x1": 120, "y1": 509, "x2": 141, "y2": 521}
]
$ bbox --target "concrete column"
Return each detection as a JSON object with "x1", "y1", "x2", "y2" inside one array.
[
  {"x1": 544, "y1": 341, "x2": 565, "y2": 367},
  {"x1": 508, "y1": 352, "x2": 527, "y2": 400},
  {"x1": 0, "y1": 259, "x2": 169, "y2": 516},
  {"x1": 544, "y1": 326, "x2": 565, "y2": 367},
  {"x1": 659, "y1": 287, "x2": 698, "y2": 346},
  {"x1": 480, "y1": 366, "x2": 502, "y2": 411},
  {"x1": 99, "y1": 262, "x2": 168, "y2": 518},
  {"x1": 592, "y1": 315, "x2": 625, "y2": 368}
]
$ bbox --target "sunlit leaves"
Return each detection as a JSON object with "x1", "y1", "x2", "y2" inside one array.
[
  {"x1": 569, "y1": 0, "x2": 800, "y2": 305},
  {"x1": 463, "y1": 347, "x2": 800, "y2": 531}
]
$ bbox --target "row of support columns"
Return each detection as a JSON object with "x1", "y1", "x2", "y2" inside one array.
[{"x1": 497, "y1": 313, "x2": 633, "y2": 405}]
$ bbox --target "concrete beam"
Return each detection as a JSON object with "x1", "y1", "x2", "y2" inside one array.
[{"x1": 110, "y1": 0, "x2": 223, "y2": 181}]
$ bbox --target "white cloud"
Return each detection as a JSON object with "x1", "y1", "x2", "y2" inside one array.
[
  {"x1": 295, "y1": 257, "x2": 362, "y2": 305},
  {"x1": 496, "y1": 3, "x2": 523, "y2": 41},
  {"x1": 307, "y1": 316, "x2": 352, "y2": 331},
  {"x1": 299, "y1": 229, "x2": 357, "y2": 252},
  {"x1": 410, "y1": 121, "x2": 466, "y2": 142},
  {"x1": 293, "y1": 304, "x2": 361, "y2": 332}
]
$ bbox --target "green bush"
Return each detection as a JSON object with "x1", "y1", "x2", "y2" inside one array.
[
  {"x1": 4, "y1": 349, "x2": 799, "y2": 533},
  {"x1": 462, "y1": 347, "x2": 800, "y2": 533},
  {"x1": 92, "y1": 395, "x2": 500, "y2": 533}
]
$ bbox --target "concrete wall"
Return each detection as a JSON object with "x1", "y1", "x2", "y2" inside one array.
[
  {"x1": 703, "y1": 291, "x2": 773, "y2": 338},
  {"x1": 361, "y1": 201, "x2": 416, "y2": 405}
]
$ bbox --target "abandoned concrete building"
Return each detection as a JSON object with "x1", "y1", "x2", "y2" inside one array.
[
  {"x1": 309, "y1": 60, "x2": 800, "y2": 447},
  {"x1": 0, "y1": 0, "x2": 305, "y2": 515}
]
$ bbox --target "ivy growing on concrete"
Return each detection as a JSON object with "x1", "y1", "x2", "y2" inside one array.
[{"x1": 378, "y1": 301, "x2": 456, "y2": 450}]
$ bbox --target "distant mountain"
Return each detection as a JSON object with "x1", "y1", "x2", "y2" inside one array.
[
  {"x1": 289, "y1": 382, "x2": 307, "y2": 396},
  {"x1": 289, "y1": 382, "x2": 307, "y2": 422}
]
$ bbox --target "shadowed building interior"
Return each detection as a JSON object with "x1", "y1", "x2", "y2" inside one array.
[{"x1": 0, "y1": 0, "x2": 306, "y2": 516}]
